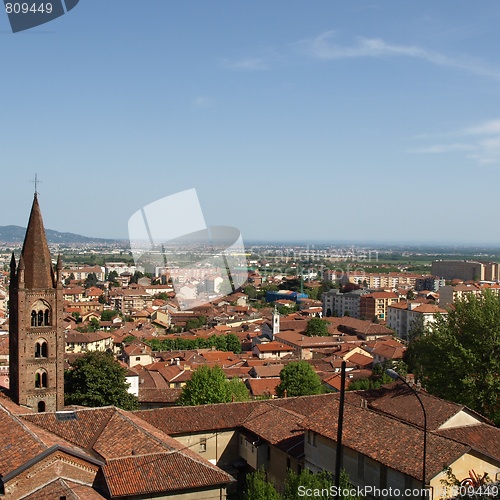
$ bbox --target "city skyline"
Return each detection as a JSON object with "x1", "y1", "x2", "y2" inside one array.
[{"x1": 2, "y1": 1, "x2": 500, "y2": 243}]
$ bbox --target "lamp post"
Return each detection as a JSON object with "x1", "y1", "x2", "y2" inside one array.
[
  {"x1": 334, "y1": 361, "x2": 346, "y2": 498},
  {"x1": 386, "y1": 369, "x2": 427, "y2": 497}
]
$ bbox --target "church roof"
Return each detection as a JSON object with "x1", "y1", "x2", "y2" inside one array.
[{"x1": 20, "y1": 194, "x2": 55, "y2": 289}]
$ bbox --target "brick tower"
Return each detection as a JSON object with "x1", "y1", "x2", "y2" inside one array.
[{"x1": 9, "y1": 193, "x2": 64, "y2": 412}]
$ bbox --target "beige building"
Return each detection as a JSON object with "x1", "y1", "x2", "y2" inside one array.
[
  {"x1": 431, "y1": 260, "x2": 500, "y2": 281},
  {"x1": 65, "y1": 330, "x2": 113, "y2": 353},
  {"x1": 438, "y1": 283, "x2": 500, "y2": 307},
  {"x1": 388, "y1": 301, "x2": 447, "y2": 340}
]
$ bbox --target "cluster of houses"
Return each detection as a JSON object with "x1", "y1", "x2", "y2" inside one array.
[{"x1": 1, "y1": 229, "x2": 500, "y2": 498}]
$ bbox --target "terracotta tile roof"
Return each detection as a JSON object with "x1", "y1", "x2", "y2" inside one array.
[
  {"x1": 371, "y1": 343, "x2": 406, "y2": 360},
  {"x1": 20, "y1": 405, "x2": 234, "y2": 496},
  {"x1": 361, "y1": 384, "x2": 467, "y2": 430},
  {"x1": 302, "y1": 399, "x2": 469, "y2": 482},
  {"x1": 250, "y1": 364, "x2": 284, "y2": 378},
  {"x1": 138, "y1": 388, "x2": 182, "y2": 403},
  {"x1": 347, "y1": 352, "x2": 373, "y2": 367},
  {"x1": 21, "y1": 407, "x2": 116, "y2": 451},
  {"x1": 0, "y1": 404, "x2": 46, "y2": 475},
  {"x1": 254, "y1": 342, "x2": 294, "y2": 353},
  {"x1": 135, "y1": 401, "x2": 259, "y2": 435},
  {"x1": 23, "y1": 478, "x2": 106, "y2": 500},
  {"x1": 246, "y1": 378, "x2": 280, "y2": 397},
  {"x1": 436, "y1": 423, "x2": 500, "y2": 461},
  {"x1": 243, "y1": 404, "x2": 305, "y2": 450},
  {"x1": 103, "y1": 452, "x2": 233, "y2": 497}
]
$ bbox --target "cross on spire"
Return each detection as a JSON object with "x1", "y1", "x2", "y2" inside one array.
[{"x1": 31, "y1": 173, "x2": 41, "y2": 196}]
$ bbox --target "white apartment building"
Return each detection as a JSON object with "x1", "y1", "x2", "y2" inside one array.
[{"x1": 387, "y1": 301, "x2": 447, "y2": 340}]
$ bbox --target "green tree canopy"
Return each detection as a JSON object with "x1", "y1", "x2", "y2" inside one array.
[
  {"x1": 64, "y1": 351, "x2": 138, "y2": 410},
  {"x1": 305, "y1": 317, "x2": 330, "y2": 337},
  {"x1": 177, "y1": 365, "x2": 248, "y2": 406},
  {"x1": 405, "y1": 290, "x2": 500, "y2": 425},
  {"x1": 244, "y1": 468, "x2": 281, "y2": 500},
  {"x1": 101, "y1": 309, "x2": 121, "y2": 321},
  {"x1": 275, "y1": 361, "x2": 323, "y2": 398},
  {"x1": 245, "y1": 468, "x2": 362, "y2": 500},
  {"x1": 84, "y1": 272, "x2": 98, "y2": 289}
]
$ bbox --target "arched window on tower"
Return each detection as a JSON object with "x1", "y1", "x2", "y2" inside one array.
[
  {"x1": 35, "y1": 369, "x2": 48, "y2": 389},
  {"x1": 35, "y1": 339, "x2": 48, "y2": 358},
  {"x1": 30, "y1": 300, "x2": 52, "y2": 327},
  {"x1": 37, "y1": 401, "x2": 46, "y2": 413}
]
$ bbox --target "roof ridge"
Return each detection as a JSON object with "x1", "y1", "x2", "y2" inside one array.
[
  {"x1": 0, "y1": 402, "x2": 48, "y2": 450},
  {"x1": 115, "y1": 409, "x2": 175, "y2": 453}
]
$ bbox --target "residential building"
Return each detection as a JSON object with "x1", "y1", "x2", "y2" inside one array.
[
  {"x1": 387, "y1": 301, "x2": 448, "y2": 340},
  {"x1": 322, "y1": 288, "x2": 368, "y2": 318},
  {"x1": 414, "y1": 276, "x2": 446, "y2": 292},
  {"x1": 438, "y1": 283, "x2": 500, "y2": 307},
  {"x1": 432, "y1": 260, "x2": 488, "y2": 281},
  {"x1": 65, "y1": 330, "x2": 114, "y2": 353},
  {"x1": 359, "y1": 292, "x2": 399, "y2": 321}
]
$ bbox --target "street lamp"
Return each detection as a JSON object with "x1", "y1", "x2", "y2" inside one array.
[{"x1": 386, "y1": 369, "x2": 427, "y2": 497}]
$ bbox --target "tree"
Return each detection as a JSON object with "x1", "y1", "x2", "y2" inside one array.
[
  {"x1": 107, "y1": 270, "x2": 119, "y2": 287},
  {"x1": 226, "y1": 333, "x2": 242, "y2": 354},
  {"x1": 64, "y1": 351, "x2": 138, "y2": 410},
  {"x1": 405, "y1": 290, "x2": 500, "y2": 425},
  {"x1": 227, "y1": 377, "x2": 249, "y2": 402},
  {"x1": 84, "y1": 272, "x2": 98, "y2": 289},
  {"x1": 244, "y1": 468, "x2": 281, "y2": 500},
  {"x1": 284, "y1": 469, "x2": 362, "y2": 500},
  {"x1": 101, "y1": 310, "x2": 121, "y2": 321},
  {"x1": 178, "y1": 365, "x2": 248, "y2": 406},
  {"x1": 244, "y1": 468, "x2": 362, "y2": 500},
  {"x1": 275, "y1": 361, "x2": 323, "y2": 398},
  {"x1": 305, "y1": 317, "x2": 330, "y2": 337}
]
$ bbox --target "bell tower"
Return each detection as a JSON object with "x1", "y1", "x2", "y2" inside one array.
[{"x1": 9, "y1": 193, "x2": 65, "y2": 412}]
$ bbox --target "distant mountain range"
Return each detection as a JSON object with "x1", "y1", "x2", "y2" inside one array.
[{"x1": 0, "y1": 225, "x2": 123, "y2": 245}]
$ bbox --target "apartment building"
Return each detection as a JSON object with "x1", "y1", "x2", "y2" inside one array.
[
  {"x1": 322, "y1": 288, "x2": 368, "y2": 318},
  {"x1": 431, "y1": 260, "x2": 500, "y2": 282},
  {"x1": 387, "y1": 301, "x2": 447, "y2": 340},
  {"x1": 360, "y1": 292, "x2": 399, "y2": 321},
  {"x1": 438, "y1": 283, "x2": 500, "y2": 307}
]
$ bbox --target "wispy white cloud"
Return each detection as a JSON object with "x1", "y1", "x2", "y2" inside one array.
[
  {"x1": 463, "y1": 120, "x2": 500, "y2": 136},
  {"x1": 223, "y1": 57, "x2": 269, "y2": 71},
  {"x1": 411, "y1": 143, "x2": 475, "y2": 154},
  {"x1": 191, "y1": 96, "x2": 215, "y2": 109},
  {"x1": 295, "y1": 31, "x2": 500, "y2": 80},
  {"x1": 412, "y1": 119, "x2": 500, "y2": 166}
]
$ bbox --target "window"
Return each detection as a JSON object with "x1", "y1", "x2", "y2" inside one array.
[
  {"x1": 35, "y1": 339, "x2": 48, "y2": 358},
  {"x1": 30, "y1": 300, "x2": 51, "y2": 327},
  {"x1": 35, "y1": 369, "x2": 48, "y2": 389},
  {"x1": 37, "y1": 401, "x2": 46, "y2": 412},
  {"x1": 199, "y1": 438, "x2": 207, "y2": 453},
  {"x1": 135, "y1": 357, "x2": 141, "y2": 361},
  {"x1": 307, "y1": 431, "x2": 316, "y2": 447}
]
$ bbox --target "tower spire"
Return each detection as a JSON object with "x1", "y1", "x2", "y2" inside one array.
[{"x1": 20, "y1": 194, "x2": 54, "y2": 289}]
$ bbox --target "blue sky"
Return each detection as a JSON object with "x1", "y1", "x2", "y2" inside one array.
[{"x1": 1, "y1": 1, "x2": 500, "y2": 244}]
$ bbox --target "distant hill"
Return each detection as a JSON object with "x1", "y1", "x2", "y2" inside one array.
[{"x1": 0, "y1": 225, "x2": 122, "y2": 244}]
